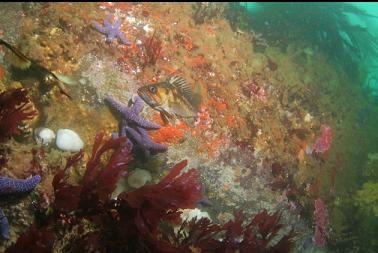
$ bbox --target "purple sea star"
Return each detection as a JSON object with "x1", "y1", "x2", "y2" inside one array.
[
  {"x1": 92, "y1": 14, "x2": 132, "y2": 45},
  {"x1": 0, "y1": 175, "x2": 41, "y2": 239},
  {"x1": 0, "y1": 208, "x2": 9, "y2": 239},
  {"x1": 105, "y1": 95, "x2": 168, "y2": 159}
]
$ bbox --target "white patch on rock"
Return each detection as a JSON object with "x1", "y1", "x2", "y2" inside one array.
[
  {"x1": 304, "y1": 113, "x2": 313, "y2": 122},
  {"x1": 143, "y1": 24, "x2": 153, "y2": 33},
  {"x1": 56, "y1": 129, "x2": 84, "y2": 152},
  {"x1": 34, "y1": 127, "x2": 55, "y2": 145},
  {"x1": 180, "y1": 208, "x2": 211, "y2": 221}
]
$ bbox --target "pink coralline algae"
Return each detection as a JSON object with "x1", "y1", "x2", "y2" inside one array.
[
  {"x1": 242, "y1": 80, "x2": 268, "y2": 102},
  {"x1": 313, "y1": 124, "x2": 333, "y2": 154},
  {"x1": 313, "y1": 198, "x2": 330, "y2": 248}
]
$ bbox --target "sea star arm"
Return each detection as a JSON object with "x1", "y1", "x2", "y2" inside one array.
[
  {"x1": 0, "y1": 208, "x2": 9, "y2": 239},
  {"x1": 113, "y1": 18, "x2": 123, "y2": 29},
  {"x1": 130, "y1": 114, "x2": 161, "y2": 130},
  {"x1": 105, "y1": 96, "x2": 161, "y2": 130},
  {"x1": 111, "y1": 132, "x2": 119, "y2": 139},
  {"x1": 125, "y1": 126, "x2": 144, "y2": 146},
  {"x1": 132, "y1": 95, "x2": 144, "y2": 114},
  {"x1": 93, "y1": 21, "x2": 107, "y2": 34},
  {"x1": 125, "y1": 127, "x2": 155, "y2": 159},
  {"x1": 105, "y1": 96, "x2": 128, "y2": 115},
  {"x1": 0, "y1": 175, "x2": 41, "y2": 195},
  {"x1": 139, "y1": 128, "x2": 168, "y2": 151},
  {"x1": 146, "y1": 138, "x2": 168, "y2": 152},
  {"x1": 104, "y1": 14, "x2": 112, "y2": 27},
  {"x1": 117, "y1": 31, "x2": 132, "y2": 46},
  {"x1": 0, "y1": 175, "x2": 40, "y2": 240},
  {"x1": 106, "y1": 32, "x2": 116, "y2": 43},
  {"x1": 120, "y1": 121, "x2": 128, "y2": 137}
]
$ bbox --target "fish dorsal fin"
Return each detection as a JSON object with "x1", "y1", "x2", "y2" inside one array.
[
  {"x1": 167, "y1": 75, "x2": 203, "y2": 111},
  {"x1": 167, "y1": 76, "x2": 194, "y2": 101}
]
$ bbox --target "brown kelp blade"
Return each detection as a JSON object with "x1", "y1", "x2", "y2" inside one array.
[
  {"x1": 0, "y1": 39, "x2": 71, "y2": 99},
  {"x1": 0, "y1": 39, "x2": 32, "y2": 69}
]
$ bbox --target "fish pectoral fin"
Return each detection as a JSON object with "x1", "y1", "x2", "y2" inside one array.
[{"x1": 160, "y1": 111, "x2": 175, "y2": 125}]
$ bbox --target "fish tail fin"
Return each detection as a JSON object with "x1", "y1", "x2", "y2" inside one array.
[
  {"x1": 191, "y1": 92, "x2": 202, "y2": 112},
  {"x1": 181, "y1": 115, "x2": 197, "y2": 126}
]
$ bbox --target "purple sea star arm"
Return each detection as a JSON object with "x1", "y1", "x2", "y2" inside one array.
[
  {"x1": 92, "y1": 15, "x2": 131, "y2": 45},
  {"x1": 113, "y1": 18, "x2": 123, "y2": 29},
  {"x1": 93, "y1": 21, "x2": 107, "y2": 34},
  {"x1": 143, "y1": 149, "x2": 151, "y2": 159},
  {"x1": 105, "y1": 95, "x2": 161, "y2": 130},
  {"x1": 139, "y1": 128, "x2": 168, "y2": 151},
  {"x1": 0, "y1": 175, "x2": 41, "y2": 195},
  {"x1": 120, "y1": 121, "x2": 128, "y2": 136},
  {"x1": 106, "y1": 95, "x2": 167, "y2": 159},
  {"x1": 117, "y1": 31, "x2": 132, "y2": 46},
  {"x1": 0, "y1": 175, "x2": 40, "y2": 240},
  {"x1": 105, "y1": 96, "x2": 128, "y2": 114},
  {"x1": 107, "y1": 32, "x2": 116, "y2": 43},
  {"x1": 125, "y1": 127, "x2": 154, "y2": 158},
  {"x1": 132, "y1": 95, "x2": 144, "y2": 114},
  {"x1": 0, "y1": 208, "x2": 9, "y2": 239},
  {"x1": 104, "y1": 14, "x2": 112, "y2": 27},
  {"x1": 125, "y1": 126, "x2": 143, "y2": 146},
  {"x1": 146, "y1": 138, "x2": 168, "y2": 151},
  {"x1": 111, "y1": 132, "x2": 119, "y2": 139},
  {"x1": 130, "y1": 113, "x2": 161, "y2": 130}
]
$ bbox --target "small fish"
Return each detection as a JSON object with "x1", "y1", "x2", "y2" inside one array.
[
  {"x1": 0, "y1": 39, "x2": 71, "y2": 99},
  {"x1": 137, "y1": 76, "x2": 201, "y2": 125}
]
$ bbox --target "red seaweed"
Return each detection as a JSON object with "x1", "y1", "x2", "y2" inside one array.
[
  {"x1": 139, "y1": 31, "x2": 163, "y2": 68},
  {"x1": 226, "y1": 210, "x2": 295, "y2": 253},
  {"x1": 65, "y1": 232, "x2": 106, "y2": 253},
  {"x1": 313, "y1": 124, "x2": 333, "y2": 155},
  {"x1": 6, "y1": 132, "x2": 295, "y2": 253},
  {"x1": 119, "y1": 160, "x2": 203, "y2": 235},
  {"x1": 166, "y1": 210, "x2": 296, "y2": 253},
  {"x1": 313, "y1": 198, "x2": 329, "y2": 248},
  {"x1": 80, "y1": 133, "x2": 132, "y2": 210},
  {"x1": 53, "y1": 132, "x2": 133, "y2": 213},
  {"x1": 0, "y1": 88, "x2": 37, "y2": 142},
  {"x1": 0, "y1": 146, "x2": 9, "y2": 167},
  {"x1": 52, "y1": 151, "x2": 84, "y2": 212},
  {"x1": 4, "y1": 224, "x2": 54, "y2": 253}
]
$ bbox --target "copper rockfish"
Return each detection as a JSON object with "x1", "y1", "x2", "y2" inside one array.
[{"x1": 137, "y1": 76, "x2": 201, "y2": 125}]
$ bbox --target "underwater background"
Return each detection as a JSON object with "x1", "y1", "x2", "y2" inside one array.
[{"x1": 0, "y1": 2, "x2": 377, "y2": 253}]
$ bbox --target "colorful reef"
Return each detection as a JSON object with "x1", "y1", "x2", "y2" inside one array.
[{"x1": 0, "y1": 2, "x2": 377, "y2": 253}]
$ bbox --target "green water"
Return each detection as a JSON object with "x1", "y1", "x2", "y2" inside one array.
[{"x1": 233, "y1": 2, "x2": 378, "y2": 252}]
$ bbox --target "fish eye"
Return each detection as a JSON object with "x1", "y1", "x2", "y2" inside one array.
[{"x1": 149, "y1": 86, "x2": 157, "y2": 93}]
